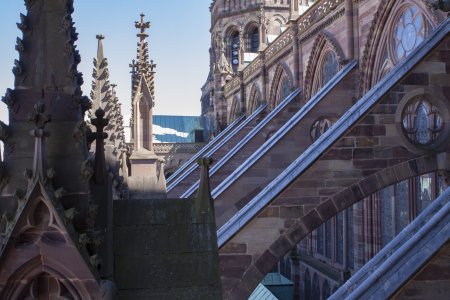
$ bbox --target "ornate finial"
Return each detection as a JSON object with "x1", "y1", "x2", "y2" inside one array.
[
  {"x1": 28, "y1": 102, "x2": 51, "y2": 186},
  {"x1": 96, "y1": 34, "x2": 105, "y2": 40},
  {"x1": 28, "y1": 102, "x2": 51, "y2": 131},
  {"x1": 194, "y1": 157, "x2": 215, "y2": 222},
  {"x1": 91, "y1": 108, "x2": 109, "y2": 184},
  {"x1": 135, "y1": 13, "x2": 151, "y2": 38}
]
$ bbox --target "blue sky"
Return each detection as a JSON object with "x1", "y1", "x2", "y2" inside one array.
[{"x1": 0, "y1": 1, "x2": 212, "y2": 122}]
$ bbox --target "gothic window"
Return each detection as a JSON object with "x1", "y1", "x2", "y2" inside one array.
[
  {"x1": 248, "y1": 27, "x2": 259, "y2": 52},
  {"x1": 393, "y1": 6, "x2": 426, "y2": 62},
  {"x1": 347, "y1": 206, "x2": 354, "y2": 269},
  {"x1": 336, "y1": 211, "x2": 344, "y2": 264},
  {"x1": 415, "y1": 173, "x2": 434, "y2": 214},
  {"x1": 311, "y1": 118, "x2": 334, "y2": 142},
  {"x1": 395, "y1": 180, "x2": 410, "y2": 235},
  {"x1": 322, "y1": 280, "x2": 331, "y2": 300},
  {"x1": 230, "y1": 31, "x2": 240, "y2": 71},
  {"x1": 325, "y1": 219, "x2": 332, "y2": 259},
  {"x1": 280, "y1": 76, "x2": 291, "y2": 101},
  {"x1": 312, "y1": 274, "x2": 321, "y2": 300},
  {"x1": 316, "y1": 224, "x2": 324, "y2": 255},
  {"x1": 402, "y1": 99, "x2": 443, "y2": 146},
  {"x1": 322, "y1": 51, "x2": 339, "y2": 87},
  {"x1": 304, "y1": 270, "x2": 312, "y2": 300},
  {"x1": 380, "y1": 186, "x2": 394, "y2": 247}
]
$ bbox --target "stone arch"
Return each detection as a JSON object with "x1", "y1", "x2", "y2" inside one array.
[
  {"x1": 247, "y1": 84, "x2": 262, "y2": 114},
  {"x1": 244, "y1": 21, "x2": 260, "y2": 52},
  {"x1": 360, "y1": 0, "x2": 443, "y2": 95},
  {"x1": 269, "y1": 14, "x2": 288, "y2": 35},
  {"x1": 228, "y1": 96, "x2": 242, "y2": 123},
  {"x1": 269, "y1": 62, "x2": 294, "y2": 109},
  {"x1": 225, "y1": 155, "x2": 444, "y2": 298},
  {"x1": 304, "y1": 31, "x2": 345, "y2": 100},
  {"x1": 1, "y1": 256, "x2": 94, "y2": 299}
]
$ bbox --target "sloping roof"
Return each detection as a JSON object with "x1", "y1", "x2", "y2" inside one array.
[
  {"x1": 248, "y1": 283, "x2": 278, "y2": 300},
  {"x1": 262, "y1": 273, "x2": 294, "y2": 286},
  {"x1": 153, "y1": 115, "x2": 203, "y2": 143}
]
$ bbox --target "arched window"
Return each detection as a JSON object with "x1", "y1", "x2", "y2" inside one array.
[
  {"x1": 311, "y1": 117, "x2": 334, "y2": 142},
  {"x1": 322, "y1": 51, "x2": 339, "y2": 87},
  {"x1": 229, "y1": 31, "x2": 240, "y2": 72},
  {"x1": 248, "y1": 27, "x2": 259, "y2": 52}
]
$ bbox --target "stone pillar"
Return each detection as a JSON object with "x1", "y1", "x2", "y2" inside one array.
[
  {"x1": 292, "y1": 21, "x2": 300, "y2": 88},
  {"x1": 239, "y1": 71, "x2": 246, "y2": 115},
  {"x1": 345, "y1": 0, "x2": 354, "y2": 60}
]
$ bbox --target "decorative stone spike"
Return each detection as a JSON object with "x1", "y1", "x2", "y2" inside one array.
[
  {"x1": 0, "y1": 121, "x2": 10, "y2": 143},
  {"x1": 16, "y1": 13, "x2": 29, "y2": 33},
  {"x1": 64, "y1": 208, "x2": 79, "y2": 224},
  {"x1": 1, "y1": 89, "x2": 14, "y2": 108},
  {"x1": 54, "y1": 187, "x2": 67, "y2": 200},
  {"x1": 15, "y1": 38, "x2": 25, "y2": 54}
]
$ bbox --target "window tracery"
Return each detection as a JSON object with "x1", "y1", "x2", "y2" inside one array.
[
  {"x1": 402, "y1": 98, "x2": 443, "y2": 146},
  {"x1": 311, "y1": 117, "x2": 334, "y2": 142},
  {"x1": 393, "y1": 6, "x2": 426, "y2": 62},
  {"x1": 321, "y1": 51, "x2": 339, "y2": 87}
]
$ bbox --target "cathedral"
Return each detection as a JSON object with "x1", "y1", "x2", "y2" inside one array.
[{"x1": 0, "y1": 0, "x2": 450, "y2": 299}]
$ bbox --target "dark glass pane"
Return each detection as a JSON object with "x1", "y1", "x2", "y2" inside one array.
[
  {"x1": 336, "y1": 212, "x2": 344, "y2": 264},
  {"x1": 251, "y1": 28, "x2": 259, "y2": 52},
  {"x1": 347, "y1": 206, "x2": 354, "y2": 269},
  {"x1": 325, "y1": 219, "x2": 332, "y2": 259},
  {"x1": 395, "y1": 180, "x2": 409, "y2": 234},
  {"x1": 312, "y1": 274, "x2": 320, "y2": 300},
  {"x1": 322, "y1": 280, "x2": 331, "y2": 300},
  {"x1": 317, "y1": 225, "x2": 324, "y2": 255},
  {"x1": 415, "y1": 173, "x2": 433, "y2": 214},
  {"x1": 380, "y1": 187, "x2": 394, "y2": 247},
  {"x1": 322, "y1": 51, "x2": 339, "y2": 87},
  {"x1": 437, "y1": 174, "x2": 446, "y2": 197},
  {"x1": 280, "y1": 77, "x2": 291, "y2": 100},
  {"x1": 304, "y1": 270, "x2": 311, "y2": 300},
  {"x1": 231, "y1": 33, "x2": 240, "y2": 67}
]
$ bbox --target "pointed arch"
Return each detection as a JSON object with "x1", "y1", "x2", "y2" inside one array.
[
  {"x1": 1, "y1": 256, "x2": 96, "y2": 299},
  {"x1": 247, "y1": 84, "x2": 262, "y2": 114},
  {"x1": 269, "y1": 62, "x2": 294, "y2": 109},
  {"x1": 359, "y1": 0, "x2": 443, "y2": 95},
  {"x1": 228, "y1": 96, "x2": 242, "y2": 123},
  {"x1": 304, "y1": 31, "x2": 345, "y2": 100}
]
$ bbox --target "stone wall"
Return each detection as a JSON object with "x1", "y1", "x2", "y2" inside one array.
[{"x1": 113, "y1": 198, "x2": 222, "y2": 299}]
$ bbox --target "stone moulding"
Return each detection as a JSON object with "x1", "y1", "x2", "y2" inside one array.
[
  {"x1": 153, "y1": 143, "x2": 206, "y2": 154},
  {"x1": 216, "y1": 18, "x2": 450, "y2": 247}
]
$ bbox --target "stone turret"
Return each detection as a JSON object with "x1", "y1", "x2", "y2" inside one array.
[{"x1": 127, "y1": 14, "x2": 166, "y2": 199}]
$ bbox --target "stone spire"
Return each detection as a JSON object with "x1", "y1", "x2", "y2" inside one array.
[
  {"x1": 14, "y1": 0, "x2": 84, "y2": 94},
  {"x1": 90, "y1": 36, "x2": 128, "y2": 199},
  {"x1": 1, "y1": 0, "x2": 91, "y2": 196},
  {"x1": 90, "y1": 34, "x2": 112, "y2": 116},
  {"x1": 127, "y1": 13, "x2": 166, "y2": 200},
  {"x1": 130, "y1": 13, "x2": 156, "y2": 152}
]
